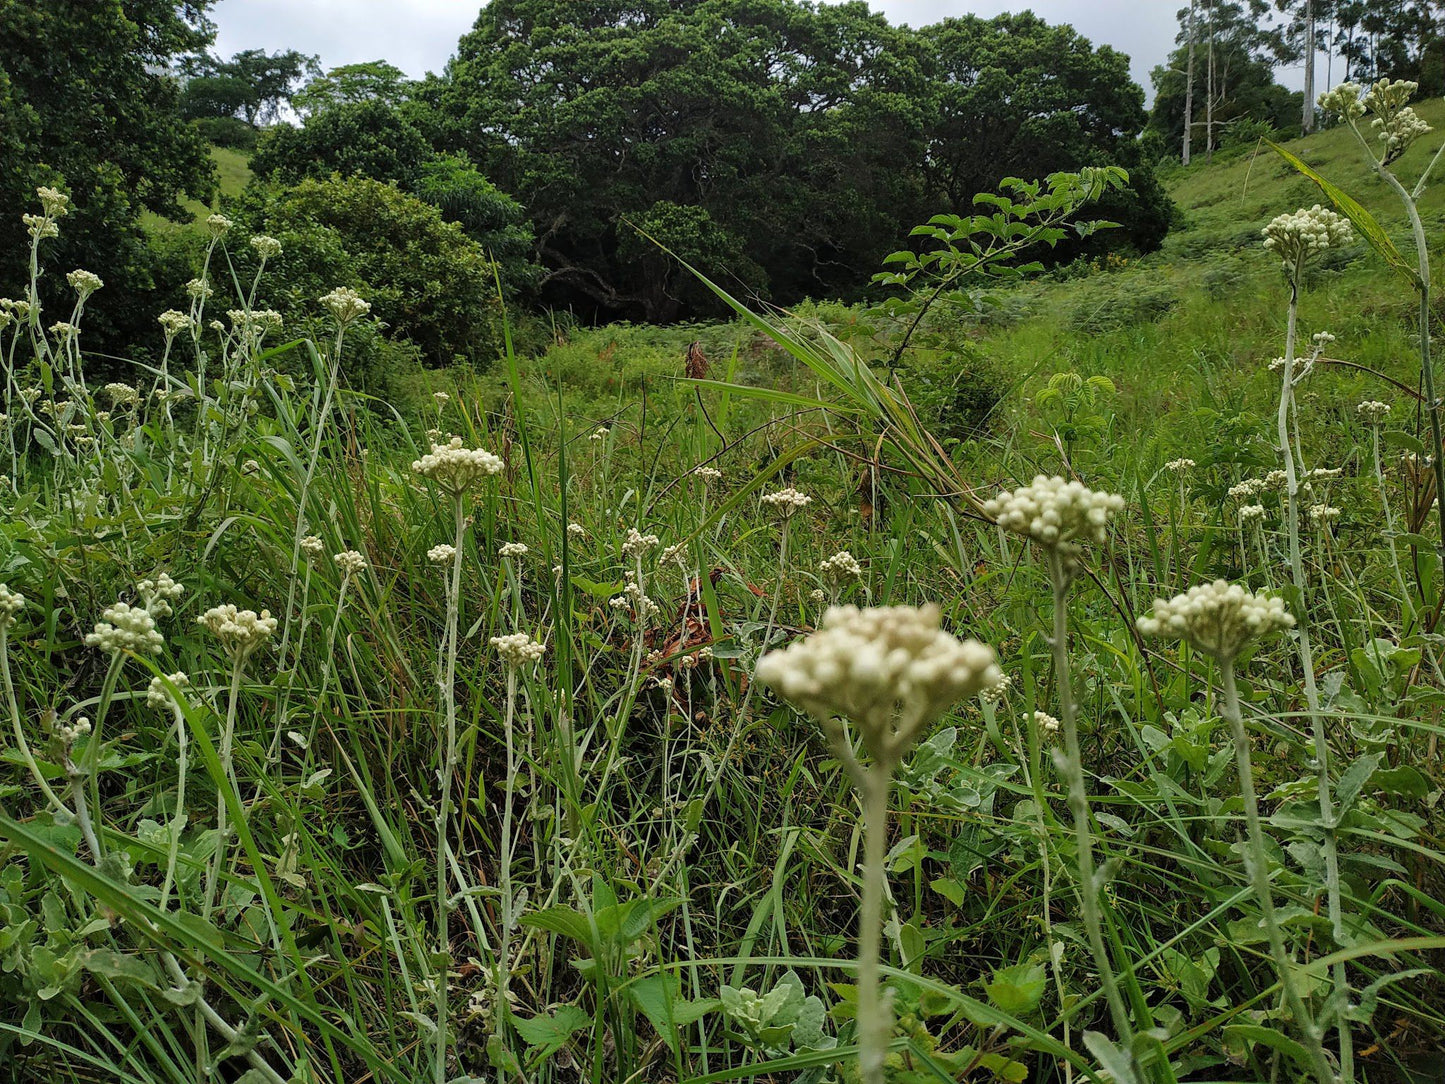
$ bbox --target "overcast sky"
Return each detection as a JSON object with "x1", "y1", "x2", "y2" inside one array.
[{"x1": 211, "y1": 1, "x2": 1191, "y2": 94}]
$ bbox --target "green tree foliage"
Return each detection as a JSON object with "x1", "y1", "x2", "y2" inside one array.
[
  {"x1": 180, "y1": 47, "x2": 318, "y2": 126},
  {"x1": 1151, "y1": 2, "x2": 1302, "y2": 155},
  {"x1": 293, "y1": 59, "x2": 409, "y2": 117},
  {"x1": 0, "y1": 0, "x2": 218, "y2": 348},
  {"x1": 421, "y1": 0, "x2": 1168, "y2": 322},
  {"x1": 227, "y1": 175, "x2": 509, "y2": 367},
  {"x1": 917, "y1": 13, "x2": 1173, "y2": 256}
]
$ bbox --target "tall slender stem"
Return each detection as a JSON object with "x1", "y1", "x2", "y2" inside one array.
[
  {"x1": 856, "y1": 766, "x2": 890, "y2": 1084},
  {"x1": 434, "y1": 493, "x2": 466, "y2": 1084}
]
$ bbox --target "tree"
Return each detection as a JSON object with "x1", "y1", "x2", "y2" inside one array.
[
  {"x1": 181, "y1": 47, "x2": 318, "y2": 125},
  {"x1": 293, "y1": 60, "x2": 409, "y2": 117},
  {"x1": 0, "y1": 0, "x2": 218, "y2": 348},
  {"x1": 916, "y1": 13, "x2": 1173, "y2": 254}
]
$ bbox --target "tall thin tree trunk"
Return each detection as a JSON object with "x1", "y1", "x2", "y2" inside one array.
[
  {"x1": 1302, "y1": 0, "x2": 1316, "y2": 133},
  {"x1": 1184, "y1": 0, "x2": 1196, "y2": 165},
  {"x1": 1206, "y1": 0, "x2": 1215, "y2": 161}
]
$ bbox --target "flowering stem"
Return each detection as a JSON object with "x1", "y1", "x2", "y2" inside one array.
[
  {"x1": 1047, "y1": 550, "x2": 1133, "y2": 1049},
  {"x1": 856, "y1": 764, "x2": 890, "y2": 1084},
  {"x1": 1371, "y1": 426, "x2": 1416, "y2": 626},
  {"x1": 1219, "y1": 659, "x2": 1335, "y2": 1084},
  {"x1": 202, "y1": 654, "x2": 246, "y2": 921},
  {"x1": 495, "y1": 665, "x2": 520, "y2": 1082},
  {"x1": 159, "y1": 700, "x2": 188, "y2": 914}
]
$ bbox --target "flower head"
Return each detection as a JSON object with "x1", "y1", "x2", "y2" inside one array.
[
  {"x1": 499, "y1": 541, "x2": 529, "y2": 559},
  {"x1": 37, "y1": 186, "x2": 70, "y2": 218},
  {"x1": 491, "y1": 632, "x2": 546, "y2": 669},
  {"x1": 334, "y1": 550, "x2": 367, "y2": 576},
  {"x1": 86, "y1": 602, "x2": 165, "y2": 655},
  {"x1": 1357, "y1": 400, "x2": 1391, "y2": 425},
  {"x1": 1238, "y1": 503, "x2": 1266, "y2": 523},
  {"x1": 138, "y1": 573, "x2": 184, "y2": 617},
  {"x1": 1138, "y1": 580, "x2": 1294, "y2": 660},
  {"x1": 621, "y1": 528, "x2": 660, "y2": 559},
  {"x1": 1165, "y1": 458, "x2": 1196, "y2": 473},
  {"x1": 983, "y1": 475, "x2": 1124, "y2": 551},
  {"x1": 427, "y1": 543, "x2": 456, "y2": 564},
  {"x1": 1309, "y1": 503, "x2": 1341, "y2": 525},
  {"x1": 146, "y1": 672, "x2": 191, "y2": 711},
  {"x1": 1031, "y1": 710, "x2": 1061, "y2": 737},
  {"x1": 206, "y1": 213, "x2": 232, "y2": 239},
  {"x1": 0, "y1": 584, "x2": 25, "y2": 630},
  {"x1": 820, "y1": 550, "x2": 863, "y2": 582},
  {"x1": 756, "y1": 603, "x2": 1000, "y2": 766},
  {"x1": 299, "y1": 535, "x2": 324, "y2": 561},
  {"x1": 67, "y1": 269, "x2": 102, "y2": 299},
  {"x1": 251, "y1": 235, "x2": 282, "y2": 260},
  {"x1": 1262, "y1": 205, "x2": 1353, "y2": 268},
  {"x1": 104, "y1": 382, "x2": 140, "y2": 407},
  {"x1": 197, "y1": 604, "x2": 277, "y2": 663},
  {"x1": 412, "y1": 436, "x2": 503, "y2": 495},
  {"x1": 760, "y1": 487, "x2": 811, "y2": 516},
  {"x1": 320, "y1": 286, "x2": 370, "y2": 326}
]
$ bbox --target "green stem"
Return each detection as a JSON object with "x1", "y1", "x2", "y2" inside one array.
[
  {"x1": 856, "y1": 766, "x2": 890, "y2": 1084},
  {"x1": 435, "y1": 492, "x2": 466, "y2": 1084}
]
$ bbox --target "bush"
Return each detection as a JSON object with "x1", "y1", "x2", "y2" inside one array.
[
  {"x1": 192, "y1": 116, "x2": 257, "y2": 150},
  {"x1": 1067, "y1": 277, "x2": 1178, "y2": 334}
]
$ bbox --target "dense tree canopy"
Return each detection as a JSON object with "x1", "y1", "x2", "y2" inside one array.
[
  {"x1": 0, "y1": 0, "x2": 218, "y2": 346},
  {"x1": 293, "y1": 60, "x2": 410, "y2": 117}
]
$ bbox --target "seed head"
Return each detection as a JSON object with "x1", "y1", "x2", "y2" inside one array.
[{"x1": 1138, "y1": 580, "x2": 1294, "y2": 660}]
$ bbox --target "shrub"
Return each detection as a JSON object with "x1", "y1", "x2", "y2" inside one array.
[
  {"x1": 1067, "y1": 277, "x2": 1178, "y2": 334},
  {"x1": 192, "y1": 116, "x2": 258, "y2": 150}
]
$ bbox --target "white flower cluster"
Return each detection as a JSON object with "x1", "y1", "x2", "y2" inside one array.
[
  {"x1": 104, "y1": 382, "x2": 140, "y2": 407},
  {"x1": 611, "y1": 570, "x2": 660, "y2": 622},
  {"x1": 427, "y1": 543, "x2": 457, "y2": 565},
  {"x1": 412, "y1": 437, "x2": 504, "y2": 495},
  {"x1": 23, "y1": 213, "x2": 58, "y2": 242},
  {"x1": 1305, "y1": 467, "x2": 1342, "y2": 483},
  {"x1": 621, "y1": 528, "x2": 660, "y2": 559},
  {"x1": 1238, "y1": 503, "x2": 1266, "y2": 523},
  {"x1": 206, "y1": 213, "x2": 232, "y2": 238},
  {"x1": 1357, "y1": 400, "x2": 1391, "y2": 425},
  {"x1": 1263, "y1": 469, "x2": 1289, "y2": 490},
  {"x1": 146, "y1": 672, "x2": 190, "y2": 711},
  {"x1": 1031, "y1": 711, "x2": 1061, "y2": 737},
  {"x1": 661, "y1": 542, "x2": 688, "y2": 567},
  {"x1": 1318, "y1": 82, "x2": 1367, "y2": 120},
  {"x1": 300, "y1": 535, "x2": 324, "y2": 561},
  {"x1": 1138, "y1": 580, "x2": 1294, "y2": 660},
  {"x1": 67, "y1": 269, "x2": 103, "y2": 298},
  {"x1": 820, "y1": 550, "x2": 863, "y2": 581},
  {"x1": 567, "y1": 522, "x2": 585, "y2": 538},
  {"x1": 695, "y1": 466, "x2": 723, "y2": 483},
  {"x1": 1262, "y1": 205, "x2": 1354, "y2": 267},
  {"x1": 138, "y1": 572, "x2": 184, "y2": 617},
  {"x1": 499, "y1": 542, "x2": 529, "y2": 559},
  {"x1": 86, "y1": 601, "x2": 165, "y2": 655},
  {"x1": 491, "y1": 632, "x2": 545, "y2": 668},
  {"x1": 251, "y1": 235, "x2": 283, "y2": 260},
  {"x1": 1309, "y1": 504, "x2": 1341, "y2": 524},
  {"x1": 979, "y1": 672, "x2": 1012, "y2": 705},
  {"x1": 983, "y1": 475, "x2": 1125, "y2": 550},
  {"x1": 1165, "y1": 458, "x2": 1196, "y2": 473},
  {"x1": 334, "y1": 550, "x2": 368, "y2": 575},
  {"x1": 197, "y1": 604, "x2": 278, "y2": 662},
  {"x1": 760, "y1": 487, "x2": 811, "y2": 515},
  {"x1": 320, "y1": 286, "x2": 370, "y2": 325},
  {"x1": 1362, "y1": 79, "x2": 1432, "y2": 161},
  {"x1": 185, "y1": 278, "x2": 211, "y2": 301},
  {"x1": 54, "y1": 715, "x2": 91, "y2": 746},
  {"x1": 755, "y1": 603, "x2": 1000, "y2": 764},
  {"x1": 590, "y1": 427, "x2": 608, "y2": 442},
  {"x1": 0, "y1": 584, "x2": 25, "y2": 629},
  {"x1": 37, "y1": 186, "x2": 70, "y2": 218}
]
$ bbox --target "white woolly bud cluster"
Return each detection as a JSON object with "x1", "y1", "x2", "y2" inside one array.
[
  {"x1": 1229, "y1": 479, "x2": 1264, "y2": 500},
  {"x1": 611, "y1": 570, "x2": 660, "y2": 622},
  {"x1": 760, "y1": 487, "x2": 811, "y2": 515},
  {"x1": 54, "y1": 715, "x2": 91, "y2": 746},
  {"x1": 820, "y1": 550, "x2": 863, "y2": 582},
  {"x1": 1355, "y1": 79, "x2": 1431, "y2": 161},
  {"x1": 567, "y1": 522, "x2": 585, "y2": 538},
  {"x1": 1305, "y1": 467, "x2": 1342, "y2": 483},
  {"x1": 102, "y1": 382, "x2": 139, "y2": 407},
  {"x1": 1319, "y1": 82, "x2": 1367, "y2": 120},
  {"x1": 661, "y1": 542, "x2": 688, "y2": 567},
  {"x1": 1357, "y1": 400, "x2": 1391, "y2": 425},
  {"x1": 621, "y1": 528, "x2": 660, "y2": 559},
  {"x1": 67, "y1": 269, "x2": 103, "y2": 298},
  {"x1": 1165, "y1": 458, "x2": 1196, "y2": 473},
  {"x1": 0, "y1": 584, "x2": 25, "y2": 629},
  {"x1": 1138, "y1": 580, "x2": 1294, "y2": 660},
  {"x1": 138, "y1": 573, "x2": 184, "y2": 617},
  {"x1": 433, "y1": 391, "x2": 450, "y2": 407},
  {"x1": 37, "y1": 186, "x2": 70, "y2": 218},
  {"x1": 1031, "y1": 711, "x2": 1061, "y2": 737},
  {"x1": 979, "y1": 672, "x2": 1013, "y2": 705},
  {"x1": 983, "y1": 475, "x2": 1124, "y2": 550},
  {"x1": 185, "y1": 278, "x2": 211, "y2": 300},
  {"x1": 491, "y1": 632, "x2": 546, "y2": 668},
  {"x1": 320, "y1": 286, "x2": 370, "y2": 325},
  {"x1": 589, "y1": 427, "x2": 608, "y2": 441},
  {"x1": 1261, "y1": 205, "x2": 1353, "y2": 267},
  {"x1": 251, "y1": 235, "x2": 283, "y2": 260},
  {"x1": 1238, "y1": 503, "x2": 1266, "y2": 523},
  {"x1": 499, "y1": 542, "x2": 529, "y2": 558},
  {"x1": 23, "y1": 214, "x2": 59, "y2": 241},
  {"x1": 86, "y1": 602, "x2": 165, "y2": 655},
  {"x1": 427, "y1": 543, "x2": 456, "y2": 565},
  {"x1": 206, "y1": 213, "x2": 233, "y2": 238},
  {"x1": 146, "y1": 672, "x2": 190, "y2": 711},
  {"x1": 334, "y1": 550, "x2": 367, "y2": 575},
  {"x1": 299, "y1": 535, "x2": 324, "y2": 561},
  {"x1": 1263, "y1": 470, "x2": 1289, "y2": 490},
  {"x1": 755, "y1": 603, "x2": 1000, "y2": 766},
  {"x1": 49, "y1": 322, "x2": 77, "y2": 339},
  {"x1": 695, "y1": 466, "x2": 722, "y2": 482},
  {"x1": 411, "y1": 437, "x2": 504, "y2": 495},
  {"x1": 197, "y1": 604, "x2": 277, "y2": 662},
  {"x1": 1309, "y1": 504, "x2": 1341, "y2": 524}
]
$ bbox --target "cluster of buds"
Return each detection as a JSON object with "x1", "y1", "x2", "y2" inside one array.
[
  {"x1": 1357, "y1": 400, "x2": 1391, "y2": 425},
  {"x1": 197, "y1": 604, "x2": 278, "y2": 663},
  {"x1": 491, "y1": 632, "x2": 545, "y2": 669},
  {"x1": 1262, "y1": 205, "x2": 1354, "y2": 268},
  {"x1": 760, "y1": 487, "x2": 811, "y2": 516},
  {"x1": 695, "y1": 466, "x2": 722, "y2": 483},
  {"x1": 86, "y1": 601, "x2": 165, "y2": 655},
  {"x1": 320, "y1": 286, "x2": 370, "y2": 326},
  {"x1": 67, "y1": 269, "x2": 103, "y2": 301},
  {"x1": 611, "y1": 570, "x2": 660, "y2": 623},
  {"x1": 427, "y1": 543, "x2": 457, "y2": 565},
  {"x1": 334, "y1": 550, "x2": 368, "y2": 576},
  {"x1": 1238, "y1": 503, "x2": 1267, "y2": 523},
  {"x1": 1308, "y1": 504, "x2": 1341, "y2": 525},
  {"x1": 820, "y1": 550, "x2": 863, "y2": 582},
  {"x1": 185, "y1": 278, "x2": 212, "y2": 301},
  {"x1": 621, "y1": 528, "x2": 660, "y2": 559},
  {"x1": 499, "y1": 542, "x2": 529, "y2": 559},
  {"x1": 1138, "y1": 580, "x2": 1294, "y2": 660},
  {"x1": 979, "y1": 672, "x2": 1013, "y2": 706},
  {"x1": 1031, "y1": 711, "x2": 1061, "y2": 737},
  {"x1": 299, "y1": 535, "x2": 324, "y2": 562},
  {"x1": 53, "y1": 715, "x2": 92, "y2": 747},
  {"x1": 138, "y1": 573, "x2": 185, "y2": 617},
  {"x1": 756, "y1": 603, "x2": 1000, "y2": 768},
  {"x1": 251, "y1": 235, "x2": 283, "y2": 260},
  {"x1": 0, "y1": 584, "x2": 25, "y2": 630},
  {"x1": 984, "y1": 475, "x2": 1125, "y2": 551},
  {"x1": 412, "y1": 436, "x2": 504, "y2": 495},
  {"x1": 206, "y1": 214, "x2": 233, "y2": 239},
  {"x1": 146, "y1": 672, "x2": 191, "y2": 711},
  {"x1": 1164, "y1": 458, "x2": 1196, "y2": 473}
]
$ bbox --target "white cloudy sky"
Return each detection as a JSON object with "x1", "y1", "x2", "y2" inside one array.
[{"x1": 211, "y1": 1, "x2": 1191, "y2": 92}]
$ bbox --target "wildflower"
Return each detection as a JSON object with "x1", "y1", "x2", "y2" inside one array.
[
  {"x1": 250, "y1": 235, "x2": 282, "y2": 260},
  {"x1": 206, "y1": 213, "x2": 232, "y2": 239},
  {"x1": 567, "y1": 522, "x2": 585, "y2": 538},
  {"x1": 695, "y1": 466, "x2": 722, "y2": 482},
  {"x1": 1238, "y1": 503, "x2": 1266, "y2": 523},
  {"x1": 36, "y1": 186, "x2": 70, "y2": 218},
  {"x1": 1309, "y1": 504, "x2": 1341, "y2": 525},
  {"x1": 433, "y1": 391, "x2": 450, "y2": 407},
  {"x1": 1229, "y1": 479, "x2": 1264, "y2": 500},
  {"x1": 0, "y1": 584, "x2": 25, "y2": 629},
  {"x1": 980, "y1": 673, "x2": 1012, "y2": 705},
  {"x1": 138, "y1": 573, "x2": 185, "y2": 617},
  {"x1": 86, "y1": 602, "x2": 165, "y2": 655},
  {"x1": 320, "y1": 286, "x2": 370, "y2": 325},
  {"x1": 760, "y1": 487, "x2": 811, "y2": 515},
  {"x1": 1031, "y1": 711, "x2": 1061, "y2": 736},
  {"x1": 983, "y1": 475, "x2": 1124, "y2": 551},
  {"x1": 1261, "y1": 205, "x2": 1353, "y2": 267},
  {"x1": 499, "y1": 542, "x2": 528, "y2": 558},
  {"x1": 1305, "y1": 468, "x2": 1343, "y2": 483},
  {"x1": 1263, "y1": 469, "x2": 1289, "y2": 490},
  {"x1": 820, "y1": 550, "x2": 863, "y2": 581},
  {"x1": 1165, "y1": 458, "x2": 1196, "y2": 473},
  {"x1": 809, "y1": 588, "x2": 826, "y2": 603},
  {"x1": 756, "y1": 604, "x2": 1000, "y2": 766},
  {"x1": 334, "y1": 550, "x2": 368, "y2": 575},
  {"x1": 1311, "y1": 331, "x2": 1336, "y2": 348},
  {"x1": 491, "y1": 632, "x2": 545, "y2": 668},
  {"x1": 1357, "y1": 400, "x2": 1391, "y2": 425},
  {"x1": 93, "y1": 411, "x2": 111, "y2": 425},
  {"x1": 428, "y1": 543, "x2": 457, "y2": 564},
  {"x1": 621, "y1": 528, "x2": 660, "y2": 559},
  {"x1": 411, "y1": 436, "x2": 503, "y2": 495},
  {"x1": 67, "y1": 269, "x2": 102, "y2": 299},
  {"x1": 299, "y1": 535, "x2": 324, "y2": 561},
  {"x1": 185, "y1": 278, "x2": 211, "y2": 301},
  {"x1": 1138, "y1": 580, "x2": 1294, "y2": 661},
  {"x1": 22, "y1": 214, "x2": 58, "y2": 241},
  {"x1": 661, "y1": 542, "x2": 688, "y2": 567},
  {"x1": 49, "y1": 322, "x2": 77, "y2": 340},
  {"x1": 54, "y1": 716, "x2": 91, "y2": 746},
  {"x1": 197, "y1": 604, "x2": 278, "y2": 662},
  {"x1": 146, "y1": 672, "x2": 191, "y2": 711},
  {"x1": 697, "y1": 645, "x2": 714, "y2": 662},
  {"x1": 104, "y1": 383, "x2": 139, "y2": 407},
  {"x1": 655, "y1": 676, "x2": 675, "y2": 695},
  {"x1": 1318, "y1": 82, "x2": 1367, "y2": 121},
  {"x1": 589, "y1": 427, "x2": 608, "y2": 441}
]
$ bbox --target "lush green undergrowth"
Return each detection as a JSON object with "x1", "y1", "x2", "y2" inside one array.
[{"x1": 1, "y1": 89, "x2": 1445, "y2": 1084}]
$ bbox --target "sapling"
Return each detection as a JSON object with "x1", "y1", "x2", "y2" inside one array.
[{"x1": 756, "y1": 603, "x2": 999, "y2": 1084}]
